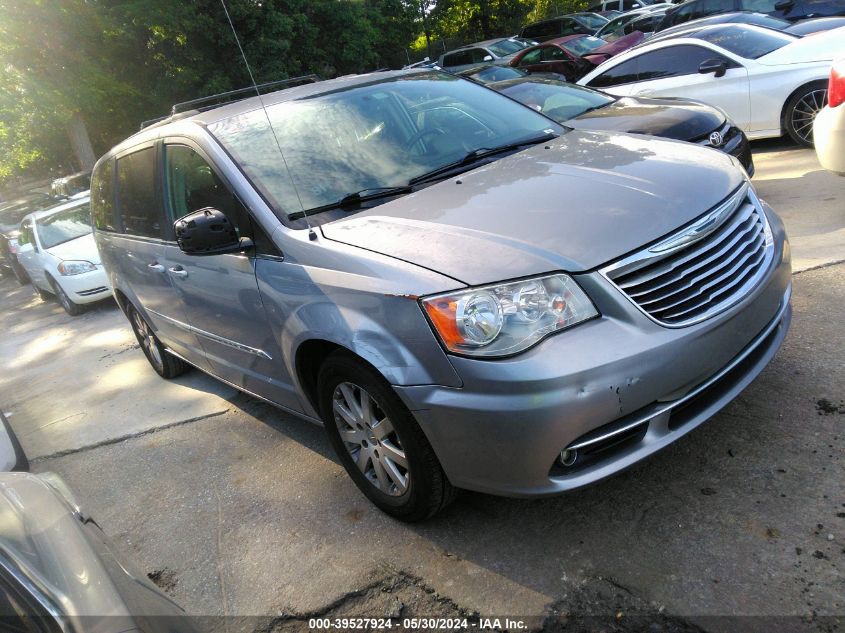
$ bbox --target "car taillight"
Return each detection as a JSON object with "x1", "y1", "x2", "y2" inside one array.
[{"x1": 829, "y1": 61, "x2": 845, "y2": 109}]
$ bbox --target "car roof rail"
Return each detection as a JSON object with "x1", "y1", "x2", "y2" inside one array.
[
  {"x1": 138, "y1": 110, "x2": 201, "y2": 131},
  {"x1": 170, "y1": 74, "x2": 321, "y2": 115}
]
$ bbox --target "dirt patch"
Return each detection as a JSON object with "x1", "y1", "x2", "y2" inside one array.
[
  {"x1": 261, "y1": 572, "x2": 703, "y2": 633},
  {"x1": 815, "y1": 398, "x2": 844, "y2": 415},
  {"x1": 147, "y1": 568, "x2": 178, "y2": 593}
]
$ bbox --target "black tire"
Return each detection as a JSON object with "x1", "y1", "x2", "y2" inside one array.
[
  {"x1": 48, "y1": 276, "x2": 85, "y2": 316},
  {"x1": 126, "y1": 304, "x2": 190, "y2": 379},
  {"x1": 784, "y1": 81, "x2": 828, "y2": 147},
  {"x1": 10, "y1": 261, "x2": 29, "y2": 285},
  {"x1": 32, "y1": 282, "x2": 51, "y2": 301},
  {"x1": 317, "y1": 352, "x2": 455, "y2": 522}
]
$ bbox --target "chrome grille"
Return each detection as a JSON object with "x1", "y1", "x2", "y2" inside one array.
[{"x1": 601, "y1": 184, "x2": 774, "y2": 327}]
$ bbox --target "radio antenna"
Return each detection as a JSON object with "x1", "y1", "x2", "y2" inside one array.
[{"x1": 219, "y1": 0, "x2": 317, "y2": 240}]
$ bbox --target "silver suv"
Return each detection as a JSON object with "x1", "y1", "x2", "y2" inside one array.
[{"x1": 92, "y1": 70, "x2": 791, "y2": 521}]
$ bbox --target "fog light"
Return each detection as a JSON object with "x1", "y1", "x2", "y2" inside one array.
[{"x1": 559, "y1": 448, "x2": 578, "y2": 467}]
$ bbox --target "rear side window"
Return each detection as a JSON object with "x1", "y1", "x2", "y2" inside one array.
[
  {"x1": 587, "y1": 56, "x2": 639, "y2": 87},
  {"x1": 91, "y1": 159, "x2": 118, "y2": 232},
  {"x1": 637, "y1": 45, "x2": 724, "y2": 80},
  {"x1": 587, "y1": 45, "x2": 729, "y2": 86},
  {"x1": 19, "y1": 219, "x2": 34, "y2": 246},
  {"x1": 116, "y1": 147, "x2": 162, "y2": 239},
  {"x1": 518, "y1": 49, "x2": 543, "y2": 64},
  {"x1": 443, "y1": 50, "x2": 470, "y2": 67}
]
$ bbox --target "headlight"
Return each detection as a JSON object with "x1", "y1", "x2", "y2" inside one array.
[
  {"x1": 58, "y1": 260, "x2": 96, "y2": 276},
  {"x1": 422, "y1": 274, "x2": 598, "y2": 357}
]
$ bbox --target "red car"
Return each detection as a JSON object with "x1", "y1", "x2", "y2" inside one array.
[{"x1": 509, "y1": 32, "x2": 644, "y2": 82}]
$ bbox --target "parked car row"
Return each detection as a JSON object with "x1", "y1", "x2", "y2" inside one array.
[
  {"x1": 1, "y1": 192, "x2": 113, "y2": 315},
  {"x1": 578, "y1": 23, "x2": 842, "y2": 145}
]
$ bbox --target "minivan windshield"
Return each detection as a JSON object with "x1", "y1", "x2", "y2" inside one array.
[
  {"x1": 37, "y1": 203, "x2": 92, "y2": 249},
  {"x1": 209, "y1": 72, "x2": 563, "y2": 218}
]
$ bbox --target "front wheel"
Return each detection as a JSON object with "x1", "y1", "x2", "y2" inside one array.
[
  {"x1": 785, "y1": 81, "x2": 828, "y2": 147},
  {"x1": 126, "y1": 304, "x2": 190, "y2": 379},
  {"x1": 317, "y1": 352, "x2": 455, "y2": 522},
  {"x1": 48, "y1": 277, "x2": 85, "y2": 316},
  {"x1": 10, "y1": 261, "x2": 29, "y2": 285},
  {"x1": 32, "y1": 282, "x2": 50, "y2": 301}
]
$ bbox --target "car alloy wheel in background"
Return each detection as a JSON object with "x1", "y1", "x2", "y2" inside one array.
[
  {"x1": 787, "y1": 82, "x2": 828, "y2": 146},
  {"x1": 48, "y1": 277, "x2": 84, "y2": 316}
]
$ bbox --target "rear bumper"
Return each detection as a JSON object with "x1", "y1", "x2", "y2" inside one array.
[
  {"x1": 814, "y1": 104, "x2": 845, "y2": 175},
  {"x1": 396, "y1": 206, "x2": 791, "y2": 496}
]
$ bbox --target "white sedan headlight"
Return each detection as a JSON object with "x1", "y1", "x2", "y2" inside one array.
[
  {"x1": 422, "y1": 274, "x2": 598, "y2": 357},
  {"x1": 58, "y1": 260, "x2": 96, "y2": 276}
]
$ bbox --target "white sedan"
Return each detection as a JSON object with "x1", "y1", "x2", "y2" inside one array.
[
  {"x1": 16, "y1": 196, "x2": 112, "y2": 316},
  {"x1": 578, "y1": 24, "x2": 845, "y2": 146},
  {"x1": 814, "y1": 58, "x2": 845, "y2": 175}
]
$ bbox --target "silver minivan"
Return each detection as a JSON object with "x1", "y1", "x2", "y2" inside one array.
[{"x1": 92, "y1": 70, "x2": 791, "y2": 521}]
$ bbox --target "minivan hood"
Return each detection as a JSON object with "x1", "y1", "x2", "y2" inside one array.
[
  {"x1": 45, "y1": 231, "x2": 100, "y2": 264},
  {"x1": 758, "y1": 26, "x2": 844, "y2": 66},
  {"x1": 320, "y1": 129, "x2": 744, "y2": 286}
]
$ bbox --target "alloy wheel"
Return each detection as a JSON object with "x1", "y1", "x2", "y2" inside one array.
[
  {"x1": 791, "y1": 88, "x2": 828, "y2": 144},
  {"x1": 132, "y1": 310, "x2": 163, "y2": 370},
  {"x1": 331, "y1": 381, "x2": 409, "y2": 496}
]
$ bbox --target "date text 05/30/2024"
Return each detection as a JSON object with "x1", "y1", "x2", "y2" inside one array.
[{"x1": 308, "y1": 617, "x2": 527, "y2": 630}]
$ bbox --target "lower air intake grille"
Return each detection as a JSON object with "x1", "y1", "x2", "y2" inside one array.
[{"x1": 601, "y1": 184, "x2": 774, "y2": 327}]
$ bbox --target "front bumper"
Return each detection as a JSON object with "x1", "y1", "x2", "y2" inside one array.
[
  {"x1": 697, "y1": 122, "x2": 754, "y2": 178},
  {"x1": 396, "y1": 204, "x2": 791, "y2": 496},
  {"x1": 57, "y1": 265, "x2": 112, "y2": 304}
]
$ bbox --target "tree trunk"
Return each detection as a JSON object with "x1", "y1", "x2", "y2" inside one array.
[{"x1": 65, "y1": 111, "x2": 97, "y2": 171}]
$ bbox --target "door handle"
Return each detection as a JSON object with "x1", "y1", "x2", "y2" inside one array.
[
  {"x1": 147, "y1": 263, "x2": 165, "y2": 272},
  {"x1": 168, "y1": 266, "x2": 188, "y2": 279}
]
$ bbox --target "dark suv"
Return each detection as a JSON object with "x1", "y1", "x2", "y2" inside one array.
[{"x1": 658, "y1": 0, "x2": 845, "y2": 29}]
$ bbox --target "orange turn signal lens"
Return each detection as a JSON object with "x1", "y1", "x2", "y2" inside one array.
[{"x1": 423, "y1": 297, "x2": 463, "y2": 348}]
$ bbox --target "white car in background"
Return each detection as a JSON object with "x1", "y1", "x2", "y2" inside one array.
[
  {"x1": 814, "y1": 58, "x2": 845, "y2": 174},
  {"x1": 16, "y1": 195, "x2": 112, "y2": 315},
  {"x1": 578, "y1": 24, "x2": 845, "y2": 146}
]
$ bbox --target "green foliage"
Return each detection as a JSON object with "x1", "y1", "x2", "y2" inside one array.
[{"x1": 0, "y1": 0, "x2": 587, "y2": 187}]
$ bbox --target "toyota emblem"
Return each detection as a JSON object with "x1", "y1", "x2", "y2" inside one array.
[{"x1": 709, "y1": 131, "x2": 723, "y2": 146}]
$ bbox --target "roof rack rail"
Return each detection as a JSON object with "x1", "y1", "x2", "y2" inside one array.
[
  {"x1": 170, "y1": 74, "x2": 321, "y2": 115},
  {"x1": 138, "y1": 110, "x2": 200, "y2": 131}
]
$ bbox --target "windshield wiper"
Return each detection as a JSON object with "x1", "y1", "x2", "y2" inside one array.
[
  {"x1": 408, "y1": 131, "x2": 558, "y2": 185},
  {"x1": 288, "y1": 186, "x2": 414, "y2": 220}
]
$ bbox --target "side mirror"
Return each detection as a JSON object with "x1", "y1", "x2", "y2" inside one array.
[
  {"x1": 699, "y1": 58, "x2": 727, "y2": 78},
  {"x1": 18, "y1": 242, "x2": 34, "y2": 254},
  {"x1": 774, "y1": 0, "x2": 793, "y2": 9},
  {"x1": 174, "y1": 207, "x2": 252, "y2": 256},
  {"x1": 483, "y1": 55, "x2": 493, "y2": 62}
]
